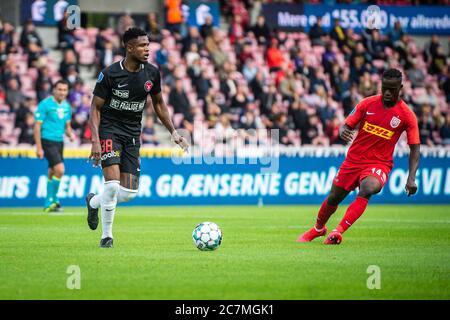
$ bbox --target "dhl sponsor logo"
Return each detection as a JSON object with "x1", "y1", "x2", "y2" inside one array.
[{"x1": 362, "y1": 122, "x2": 394, "y2": 139}]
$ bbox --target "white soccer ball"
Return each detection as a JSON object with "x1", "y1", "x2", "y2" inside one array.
[{"x1": 192, "y1": 222, "x2": 223, "y2": 251}]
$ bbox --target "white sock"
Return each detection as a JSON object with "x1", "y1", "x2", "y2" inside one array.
[
  {"x1": 101, "y1": 180, "x2": 120, "y2": 239},
  {"x1": 89, "y1": 194, "x2": 101, "y2": 209},
  {"x1": 117, "y1": 186, "x2": 138, "y2": 203}
]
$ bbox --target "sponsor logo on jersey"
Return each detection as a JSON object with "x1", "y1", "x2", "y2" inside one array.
[
  {"x1": 97, "y1": 72, "x2": 104, "y2": 83},
  {"x1": 144, "y1": 81, "x2": 153, "y2": 92},
  {"x1": 101, "y1": 150, "x2": 120, "y2": 161},
  {"x1": 390, "y1": 116, "x2": 401, "y2": 128},
  {"x1": 57, "y1": 107, "x2": 66, "y2": 119},
  {"x1": 112, "y1": 88, "x2": 129, "y2": 99},
  {"x1": 110, "y1": 98, "x2": 145, "y2": 112},
  {"x1": 362, "y1": 121, "x2": 395, "y2": 140}
]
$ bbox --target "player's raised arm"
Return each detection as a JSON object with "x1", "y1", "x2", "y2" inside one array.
[
  {"x1": 88, "y1": 95, "x2": 105, "y2": 166},
  {"x1": 151, "y1": 92, "x2": 189, "y2": 152}
]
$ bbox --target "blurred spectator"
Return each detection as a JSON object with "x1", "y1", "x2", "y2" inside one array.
[
  {"x1": 165, "y1": 0, "x2": 183, "y2": 35},
  {"x1": 237, "y1": 40, "x2": 253, "y2": 65},
  {"x1": 367, "y1": 30, "x2": 386, "y2": 60},
  {"x1": 388, "y1": 21, "x2": 404, "y2": 47},
  {"x1": 0, "y1": 40, "x2": 8, "y2": 68},
  {"x1": 229, "y1": 15, "x2": 245, "y2": 45},
  {"x1": 6, "y1": 78, "x2": 24, "y2": 112},
  {"x1": 279, "y1": 67, "x2": 297, "y2": 101},
  {"x1": 242, "y1": 58, "x2": 258, "y2": 82},
  {"x1": 440, "y1": 113, "x2": 450, "y2": 145},
  {"x1": 155, "y1": 38, "x2": 169, "y2": 68},
  {"x1": 98, "y1": 40, "x2": 116, "y2": 72},
  {"x1": 424, "y1": 34, "x2": 441, "y2": 64},
  {"x1": 27, "y1": 42, "x2": 44, "y2": 68},
  {"x1": 36, "y1": 66, "x2": 53, "y2": 101},
  {"x1": 429, "y1": 45, "x2": 446, "y2": 76},
  {"x1": 185, "y1": 43, "x2": 201, "y2": 66},
  {"x1": 18, "y1": 112, "x2": 35, "y2": 145},
  {"x1": 20, "y1": 20, "x2": 43, "y2": 51},
  {"x1": 57, "y1": 11, "x2": 80, "y2": 49},
  {"x1": 200, "y1": 15, "x2": 214, "y2": 40},
  {"x1": 142, "y1": 116, "x2": 159, "y2": 145},
  {"x1": 15, "y1": 96, "x2": 36, "y2": 129},
  {"x1": 407, "y1": 58, "x2": 426, "y2": 88},
  {"x1": 442, "y1": 67, "x2": 450, "y2": 103},
  {"x1": 358, "y1": 72, "x2": 377, "y2": 97},
  {"x1": 0, "y1": 21, "x2": 16, "y2": 53},
  {"x1": 330, "y1": 18, "x2": 347, "y2": 49},
  {"x1": 266, "y1": 38, "x2": 285, "y2": 73},
  {"x1": 272, "y1": 113, "x2": 295, "y2": 145},
  {"x1": 229, "y1": 84, "x2": 249, "y2": 126},
  {"x1": 194, "y1": 68, "x2": 211, "y2": 104},
  {"x1": 326, "y1": 116, "x2": 344, "y2": 145},
  {"x1": 252, "y1": 15, "x2": 271, "y2": 46},
  {"x1": 302, "y1": 114, "x2": 329, "y2": 146},
  {"x1": 309, "y1": 17, "x2": 327, "y2": 46},
  {"x1": 145, "y1": 12, "x2": 162, "y2": 42},
  {"x1": 418, "y1": 104, "x2": 437, "y2": 146},
  {"x1": 182, "y1": 27, "x2": 204, "y2": 56},
  {"x1": 169, "y1": 78, "x2": 190, "y2": 117},
  {"x1": 322, "y1": 43, "x2": 337, "y2": 75},
  {"x1": 117, "y1": 12, "x2": 136, "y2": 37},
  {"x1": 68, "y1": 80, "x2": 84, "y2": 109},
  {"x1": 205, "y1": 28, "x2": 227, "y2": 68},
  {"x1": 59, "y1": 49, "x2": 79, "y2": 79},
  {"x1": 394, "y1": 34, "x2": 412, "y2": 70},
  {"x1": 66, "y1": 65, "x2": 82, "y2": 88},
  {"x1": 72, "y1": 94, "x2": 91, "y2": 136},
  {"x1": 215, "y1": 113, "x2": 234, "y2": 144}
]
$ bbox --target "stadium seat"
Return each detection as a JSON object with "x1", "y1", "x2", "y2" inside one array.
[{"x1": 79, "y1": 48, "x2": 96, "y2": 65}]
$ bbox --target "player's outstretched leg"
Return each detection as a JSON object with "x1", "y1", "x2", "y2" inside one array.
[
  {"x1": 324, "y1": 176, "x2": 380, "y2": 245},
  {"x1": 298, "y1": 185, "x2": 348, "y2": 242},
  {"x1": 99, "y1": 180, "x2": 120, "y2": 248},
  {"x1": 324, "y1": 196, "x2": 369, "y2": 244}
]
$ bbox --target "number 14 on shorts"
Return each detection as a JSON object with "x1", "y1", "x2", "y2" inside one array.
[{"x1": 371, "y1": 167, "x2": 387, "y2": 183}]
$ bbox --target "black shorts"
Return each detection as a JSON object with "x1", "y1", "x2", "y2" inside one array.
[
  {"x1": 42, "y1": 139, "x2": 64, "y2": 167},
  {"x1": 100, "y1": 133, "x2": 141, "y2": 176}
]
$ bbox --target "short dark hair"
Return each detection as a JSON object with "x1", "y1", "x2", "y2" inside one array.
[
  {"x1": 53, "y1": 79, "x2": 69, "y2": 88},
  {"x1": 382, "y1": 68, "x2": 402, "y2": 81},
  {"x1": 122, "y1": 27, "x2": 148, "y2": 45}
]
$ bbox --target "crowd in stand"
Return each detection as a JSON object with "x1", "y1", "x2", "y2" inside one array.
[{"x1": 0, "y1": 0, "x2": 449, "y2": 148}]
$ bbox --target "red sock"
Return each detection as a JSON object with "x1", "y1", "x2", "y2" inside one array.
[
  {"x1": 336, "y1": 196, "x2": 369, "y2": 233},
  {"x1": 315, "y1": 198, "x2": 338, "y2": 230}
]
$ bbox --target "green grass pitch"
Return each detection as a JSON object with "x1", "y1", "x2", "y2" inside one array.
[{"x1": 0, "y1": 205, "x2": 449, "y2": 299}]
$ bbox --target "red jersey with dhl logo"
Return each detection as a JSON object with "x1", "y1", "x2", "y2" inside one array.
[{"x1": 345, "y1": 95, "x2": 420, "y2": 168}]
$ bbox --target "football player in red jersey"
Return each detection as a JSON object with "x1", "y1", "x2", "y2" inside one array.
[{"x1": 298, "y1": 68, "x2": 420, "y2": 245}]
